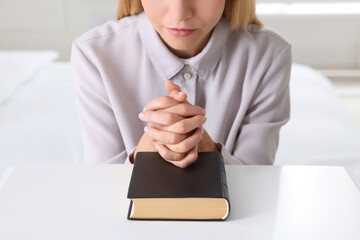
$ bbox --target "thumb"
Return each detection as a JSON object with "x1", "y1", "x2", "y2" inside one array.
[
  {"x1": 165, "y1": 80, "x2": 181, "y2": 94},
  {"x1": 165, "y1": 80, "x2": 187, "y2": 102}
]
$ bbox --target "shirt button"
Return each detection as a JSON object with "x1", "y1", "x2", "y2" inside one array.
[{"x1": 183, "y1": 72, "x2": 192, "y2": 80}]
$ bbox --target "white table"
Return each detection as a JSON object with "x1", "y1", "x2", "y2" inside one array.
[{"x1": 1, "y1": 164, "x2": 360, "y2": 240}]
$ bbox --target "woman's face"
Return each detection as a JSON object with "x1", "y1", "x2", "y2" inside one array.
[{"x1": 141, "y1": 0, "x2": 226, "y2": 58}]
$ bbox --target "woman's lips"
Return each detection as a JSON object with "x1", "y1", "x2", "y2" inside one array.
[{"x1": 167, "y1": 28, "x2": 195, "y2": 37}]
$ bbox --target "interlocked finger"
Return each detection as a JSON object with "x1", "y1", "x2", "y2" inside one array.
[
  {"x1": 163, "y1": 103, "x2": 206, "y2": 117},
  {"x1": 139, "y1": 110, "x2": 184, "y2": 126},
  {"x1": 158, "y1": 145, "x2": 198, "y2": 168},
  {"x1": 145, "y1": 126, "x2": 190, "y2": 145},
  {"x1": 156, "y1": 144, "x2": 188, "y2": 162},
  {"x1": 144, "y1": 95, "x2": 180, "y2": 112},
  {"x1": 165, "y1": 127, "x2": 203, "y2": 153},
  {"x1": 155, "y1": 115, "x2": 206, "y2": 134}
]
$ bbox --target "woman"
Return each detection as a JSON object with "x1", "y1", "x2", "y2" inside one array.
[{"x1": 71, "y1": 0, "x2": 291, "y2": 168}]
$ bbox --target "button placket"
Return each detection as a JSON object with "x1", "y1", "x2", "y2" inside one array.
[
  {"x1": 177, "y1": 64, "x2": 196, "y2": 104},
  {"x1": 183, "y1": 72, "x2": 192, "y2": 80}
]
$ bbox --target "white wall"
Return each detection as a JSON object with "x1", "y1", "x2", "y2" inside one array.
[
  {"x1": 261, "y1": 14, "x2": 360, "y2": 69},
  {"x1": 1, "y1": 0, "x2": 360, "y2": 70},
  {"x1": 0, "y1": 0, "x2": 117, "y2": 61}
]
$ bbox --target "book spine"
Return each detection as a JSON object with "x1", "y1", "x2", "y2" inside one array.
[{"x1": 217, "y1": 154, "x2": 229, "y2": 201}]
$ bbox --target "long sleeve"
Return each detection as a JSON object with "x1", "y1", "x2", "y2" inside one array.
[
  {"x1": 230, "y1": 45, "x2": 292, "y2": 165},
  {"x1": 69, "y1": 14, "x2": 292, "y2": 166},
  {"x1": 71, "y1": 41, "x2": 129, "y2": 164}
]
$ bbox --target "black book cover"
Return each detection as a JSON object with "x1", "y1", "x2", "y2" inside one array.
[{"x1": 127, "y1": 151, "x2": 230, "y2": 220}]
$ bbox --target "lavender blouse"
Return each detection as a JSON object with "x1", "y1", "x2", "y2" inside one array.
[{"x1": 71, "y1": 11, "x2": 291, "y2": 165}]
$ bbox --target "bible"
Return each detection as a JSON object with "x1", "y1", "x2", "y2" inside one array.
[{"x1": 127, "y1": 151, "x2": 230, "y2": 220}]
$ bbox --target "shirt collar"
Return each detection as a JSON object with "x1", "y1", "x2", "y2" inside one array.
[{"x1": 138, "y1": 12, "x2": 231, "y2": 81}]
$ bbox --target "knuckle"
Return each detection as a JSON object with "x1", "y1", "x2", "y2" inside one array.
[
  {"x1": 195, "y1": 106, "x2": 204, "y2": 114},
  {"x1": 160, "y1": 147, "x2": 182, "y2": 162},
  {"x1": 147, "y1": 111, "x2": 155, "y2": 122},
  {"x1": 168, "y1": 133, "x2": 180, "y2": 144},
  {"x1": 152, "y1": 129, "x2": 162, "y2": 140},
  {"x1": 178, "y1": 143, "x2": 190, "y2": 153},
  {"x1": 172, "y1": 152, "x2": 184, "y2": 162},
  {"x1": 164, "y1": 113, "x2": 175, "y2": 125},
  {"x1": 159, "y1": 147, "x2": 174, "y2": 160},
  {"x1": 188, "y1": 159, "x2": 196, "y2": 167},
  {"x1": 175, "y1": 121, "x2": 187, "y2": 134},
  {"x1": 177, "y1": 104, "x2": 187, "y2": 115},
  {"x1": 194, "y1": 115, "x2": 204, "y2": 125},
  {"x1": 196, "y1": 114, "x2": 204, "y2": 121},
  {"x1": 186, "y1": 156, "x2": 197, "y2": 167},
  {"x1": 160, "y1": 150, "x2": 170, "y2": 160},
  {"x1": 177, "y1": 161, "x2": 188, "y2": 169},
  {"x1": 159, "y1": 96, "x2": 170, "y2": 105}
]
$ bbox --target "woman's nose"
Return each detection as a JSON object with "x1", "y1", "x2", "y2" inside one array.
[{"x1": 168, "y1": 0, "x2": 193, "y2": 22}]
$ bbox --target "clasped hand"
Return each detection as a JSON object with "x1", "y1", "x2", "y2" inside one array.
[{"x1": 136, "y1": 80, "x2": 215, "y2": 168}]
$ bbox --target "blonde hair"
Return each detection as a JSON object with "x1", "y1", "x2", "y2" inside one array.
[{"x1": 117, "y1": 0, "x2": 262, "y2": 30}]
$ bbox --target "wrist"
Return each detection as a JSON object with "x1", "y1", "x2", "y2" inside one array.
[
  {"x1": 132, "y1": 133, "x2": 157, "y2": 163},
  {"x1": 198, "y1": 130, "x2": 218, "y2": 152}
]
